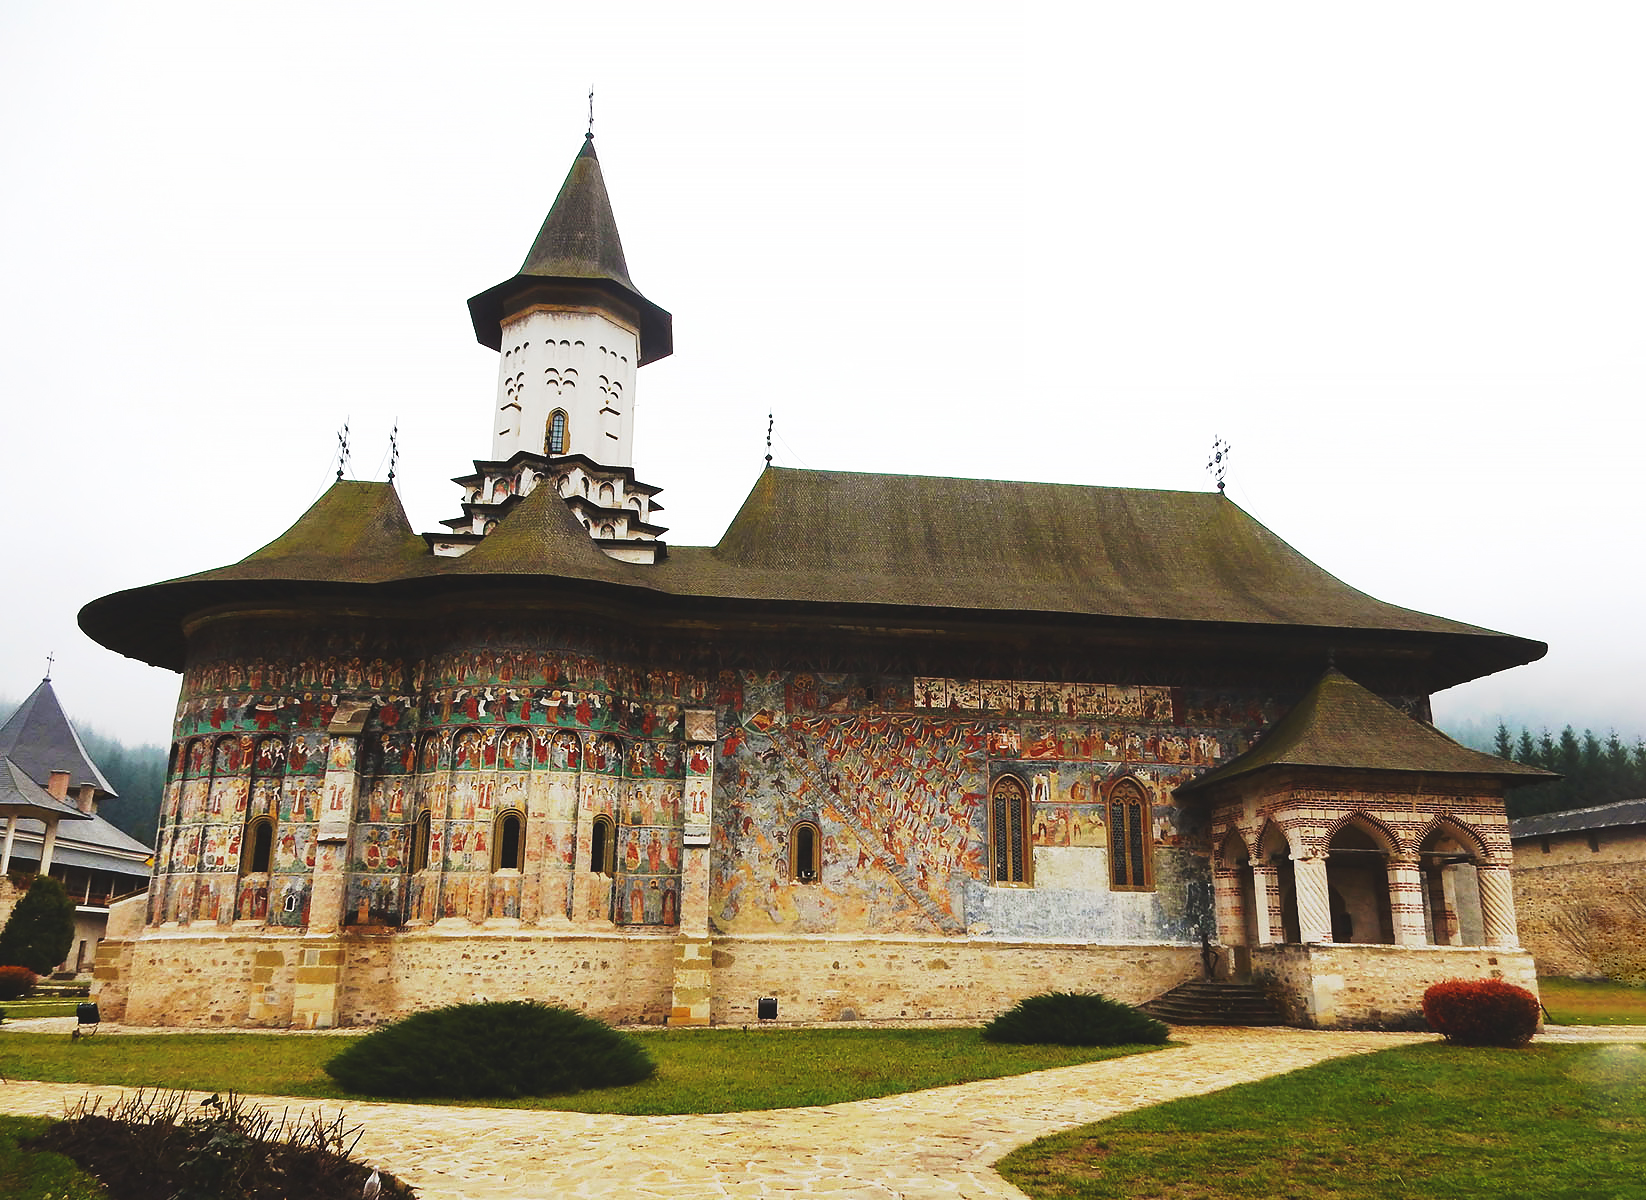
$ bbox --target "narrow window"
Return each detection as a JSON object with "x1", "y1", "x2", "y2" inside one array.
[
  {"x1": 243, "y1": 816, "x2": 275, "y2": 874},
  {"x1": 412, "y1": 810, "x2": 432, "y2": 872},
  {"x1": 990, "y1": 776, "x2": 1030, "y2": 884},
  {"x1": 1107, "y1": 779, "x2": 1154, "y2": 891},
  {"x1": 547, "y1": 410, "x2": 568, "y2": 454},
  {"x1": 792, "y1": 821, "x2": 821, "y2": 882},
  {"x1": 590, "y1": 814, "x2": 614, "y2": 875},
  {"x1": 494, "y1": 811, "x2": 524, "y2": 871}
]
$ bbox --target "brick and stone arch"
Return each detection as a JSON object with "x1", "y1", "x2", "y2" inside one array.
[{"x1": 1322, "y1": 814, "x2": 1398, "y2": 945}]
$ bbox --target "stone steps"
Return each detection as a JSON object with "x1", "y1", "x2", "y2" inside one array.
[{"x1": 1141, "y1": 979, "x2": 1287, "y2": 1027}]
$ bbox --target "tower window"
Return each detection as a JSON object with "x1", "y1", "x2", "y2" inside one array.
[
  {"x1": 1107, "y1": 779, "x2": 1154, "y2": 891},
  {"x1": 590, "y1": 814, "x2": 615, "y2": 875},
  {"x1": 412, "y1": 810, "x2": 433, "y2": 872},
  {"x1": 990, "y1": 776, "x2": 1031, "y2": 885},
  {"x1": 243, "y1": 816, "x2": 275, "y2": 875},
  {"x1": 547, "y1": 410, "x2": 568, "y2": 454},
  {"x1": 494, "y1": 811, "x2": 524, "y2": 871},
  {"x1": 792, "y1": 821, "x2": 822, "y2": 882}
]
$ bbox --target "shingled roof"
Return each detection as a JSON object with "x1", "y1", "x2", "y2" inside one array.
[
  {"x1": 1176, "y1": 669, "x2": 1556, "y2": 796},
  {"x1": 466, "y1": 134, "x2": 672, "y2": 363},
  {"x1": 80, "y1": 467, "x2": 1548, "y2": 688},
  {"x1": 0, "y1": 757, "x2": 94, "y2": 821},
  {"x1": 0, "y1": 680, "x2": 115, "y2": 799},
  {"x1": 1509, "y1": 799, "x2": 1646, "y2": 840}
]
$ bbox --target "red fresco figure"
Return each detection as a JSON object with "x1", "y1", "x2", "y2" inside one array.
[
  {"x1": 576, "y1": 695, "x2": 592, "y2": 726},
  {"x1": 646, "y1": 835, "x2": 661, "y2": 873},
  {"x1": 722, "y1": 727, "x2": 744, "y2": 758},
  {"x1": 629, "y1": 886, "x2": 644, "y2": 923}
]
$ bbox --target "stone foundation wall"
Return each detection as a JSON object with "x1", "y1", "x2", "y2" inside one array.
[
  {"x1": 707, "y1": 936, "x2": 1202, "y2": 1024},
  {"x1": 1254, "y1": 943, "x2": 1539, "y2": 1030}
]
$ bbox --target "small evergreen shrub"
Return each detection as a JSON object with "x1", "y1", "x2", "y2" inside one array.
[
  {"x1": 0, "y1": 964, "x2": 37, "y2": 1000},
  {"x1": 1422, "y1": 979, "x2": 1540, "y2": 1047},
  {"x1": 982, "y1": 991, "x2": 1170, "y2": 1046},
  {"x1": 324, "y1": 1001, "x2": 656, "y2": 1098},
  {"x1": 0, "y1": 875, "x2": 76, "y2": 975}
]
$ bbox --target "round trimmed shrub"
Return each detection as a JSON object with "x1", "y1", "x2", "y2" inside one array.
[
  {"x1": 324, "y1": 1001, "x2": 655, "y2": 1098},
  {"x1": 0, "y1": 964, "x2": 37, "y2": 1001},
  {"x1": 1422, "y1": 979, "x2": 1540, "y2": 1048},
  {"x1": 983, "y1": 991, "x2": 1170, "y2": 1046}
]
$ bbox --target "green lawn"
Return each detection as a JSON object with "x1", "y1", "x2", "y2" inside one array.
[
  {"x1": 998, "y1": 1041, "x2": 1646, "y2": 1199},
  {"x1": 1539, "y1": 976, "x2": 1646, "y2": 1025},
  {"x1": 0, "y1": 1116, "x2": 106, "y2": 1200},
  {"x1": 1, "y1": 998, "x2": 86, "y2": 1020},
  {"x1": 0, "y1": 1026, "x2": 1155, "y2": 1114}
]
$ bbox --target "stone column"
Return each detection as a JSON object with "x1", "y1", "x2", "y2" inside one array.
[
  {"x1": 1212, "y1": 864, "x2": 1246, "y2": 946},
  {"x1": 1386, "y1": 855, "x2": 1428, "y2": 947},
  {"x1": 38, "y1": 817, "x2": 59, "y2": 874},
  {"x1": 1250, "y1": 863, "x2": 1280, "y2": 944},
  {"x1": 292, "y1": 701, "x2": 370, "y2": 1029},
  {"x1": 669, "y1": 709, "x2": 718, "y2": 1027},
  {"x1": 1294, "y1": 855, "x2": 1333, "y2": 944},
  {"x1": 1478, "y1": 864, "x2": 1520, "y2": 948},
  {"x1": 0, "y1": 815, "x2": 17, "y2": 874},
  {"x1": 1425, "y1": 864, "x2": 1461, "y2": 946}
]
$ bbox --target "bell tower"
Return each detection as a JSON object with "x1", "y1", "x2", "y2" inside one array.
[
  {"x1": 429, "y1": 134, "x2": 674, "y2": 564},
  {"x1": 467, "y1": 133, "x2": 672, "y2": 467}
]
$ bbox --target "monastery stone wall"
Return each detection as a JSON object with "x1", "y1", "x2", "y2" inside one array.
[
  {"x1": 1255, "y1": 943, "x2": 1539, "y2": 1029},
  {"x1": 1511, "y1": 827, "x2": 1646, "y2": 979},
  {"x1": 707, "y1": 936, "x2": 1200, "y2": 1024}
]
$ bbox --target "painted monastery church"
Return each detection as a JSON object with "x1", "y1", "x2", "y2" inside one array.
[{"x1": 82, "y1": 133, "x2": 1552, "y2": 1030}]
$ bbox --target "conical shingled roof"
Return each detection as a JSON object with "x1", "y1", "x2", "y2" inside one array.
[
  {"x1": 439, "y1": 481, "x2": 637, "y2": 584},
  {"x1": 1176, "y1": 669, "x2": 1556, "y2": 796},
  {"x1": 0, "y1": 756, "x2": 94, "y2": 821},
  {"x1": 467, "y1": 135, "x2": 672, "y2": 363},
  {"x1": 0, "y1": 680, "x2": 115, "y2": 798}
]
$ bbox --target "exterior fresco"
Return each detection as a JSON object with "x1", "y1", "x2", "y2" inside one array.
[{"x1": 145, "y1": 620, "x2": 1307, "y2": 961}]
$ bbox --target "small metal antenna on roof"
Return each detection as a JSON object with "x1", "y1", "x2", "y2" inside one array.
[
  {"x1": 44, "y1": 650, "x2": 55, "y2": 682},
  {"x1": 335, "y1": 420, "x2": 351, "y2": 480},
  {"x1": 587, "y1": 88, "x2": 595, "y2": 138},
  {"x1": 765, "y1": 412, "x2": 773, "y2": 467},
  {"x1": 387, "y1": 420, "x2": 400, "y2": 484},
  {"x1": 1206, "y1": 435, "x2": 1231, "y2": 493}
]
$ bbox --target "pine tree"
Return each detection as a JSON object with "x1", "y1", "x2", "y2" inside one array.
[
  {"x1": 1493, "y1": 722, "x2": 1514, "y2": 758},
  {"x1": 0, "y1": 875, "x2": 76, "y2": 975}
]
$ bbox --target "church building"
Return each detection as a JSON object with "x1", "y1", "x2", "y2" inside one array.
[{"x1": 81, "y1": 133, "x2": 1549, "y2": 1030}]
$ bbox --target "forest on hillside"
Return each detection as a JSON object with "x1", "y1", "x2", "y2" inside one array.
[{"x1": 1488, "y1": 724, "x2": 1646, "y2": 820}]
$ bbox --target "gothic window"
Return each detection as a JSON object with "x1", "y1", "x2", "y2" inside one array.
[
  {"x1": 990, "y1": 775, "x2": 1031, "y2": 884},
  {"x1": 547, "y1": 409, "x2": 568, "y2": 454},
  {"x1": 493, "y1": 810, "x2": 524, "y2": 872},
  {"x1": 242, "y1": 815, "x2": 275, "y2": 875},
  {"x1": 590, "y1": 814, "x2": 615, "y2": 875},
  {"x1": 1107, "y1": 778, "x2": 1153, "y2": 891},
  {"x1": 411, "y1": 810, "x2": 432, "y2": 872},
  {"x1": 792, "y1": 821, "x2": 821, "y2": 882}
]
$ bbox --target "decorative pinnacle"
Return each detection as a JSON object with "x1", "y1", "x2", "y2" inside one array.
[
  {"x1": 44, "y1": 650, "x2": 55, "y2": 682},
  {"x1": 387, "y1": 420, "x2": 400, "y2": 484},
  {"x1": 335, "y1": 420, "x2": 351, "y2": 481},
  {"x1": 1206, "y1": 435, "x2": 1231, "y2": 493},
  {"x1": 765, "y1": 412, "x2": 773, "y2": 466},
  {"x1": 587, "y1": 88, "x2": 595, "y2": 139}
]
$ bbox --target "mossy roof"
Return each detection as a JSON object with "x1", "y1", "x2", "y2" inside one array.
[
  {"x1": 80, "y1": 468, "x2": 1548, "y2": 682},
  {"x1": 1176, "y1": 669, "x2": 1556, "y2": 796}
]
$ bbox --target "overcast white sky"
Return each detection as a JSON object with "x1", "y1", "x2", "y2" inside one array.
[{"x1": 2, "y1": 2, "x2": 1641, "y2": 748}]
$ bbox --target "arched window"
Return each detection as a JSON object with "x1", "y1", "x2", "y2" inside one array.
[
  {"x1": 493, "y1": 810, "x2": 524, "y2": 871},
  {"x1": 242, "y1": 815, "x2": 275, "y2": 875},
  {"x1": 792, "y1": 820, "x2": 822, "y2": 882},
  {"x1": 411, "y1": 810, "x2": 432, "y2": 872},
  {"x1": 546, "y1": 409, "x2": 568, "y2": 454},
  {"x1": 590, "y1": 814, "x2": 615, "y2": 875},
  {"x1": 990, "y1": 775, "x2": 1031, "y2": 884},
  {"x1": 1107, "y1": 778, "x2": 1153, "y2": 891}
]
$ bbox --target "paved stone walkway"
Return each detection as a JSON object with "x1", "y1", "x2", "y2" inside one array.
[{"x1": 3, "y1": 1025, "x2": 1636, "y2": 1198}]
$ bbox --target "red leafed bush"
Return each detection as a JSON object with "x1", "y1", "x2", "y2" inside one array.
[
  {"x1": 0, "y1": 964, "x2": 37, "y2": 1001},
  {"x1": 1422, "y1": 979, "x2": 1540, "y2": 1047}
]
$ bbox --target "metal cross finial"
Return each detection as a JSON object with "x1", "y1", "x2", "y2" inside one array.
[
  {"x1": 1206, "y1": 435, "x2": 1231, "y2": 493},
  {"x1": 336, "y1": 420, "x2": 351, "y2": 480},
  {"x1": 387, "y1": 420, "x2": 400, "y2": 485},
  {"x1": 44, "y1": 650, "x2": 55, "y2": 682},
  {"x1": 765, "y1": 412, "x2": 773, "y2": 467},
  {"x1": 587, "y1": 88, "x2": 595, "y2": 138}
]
